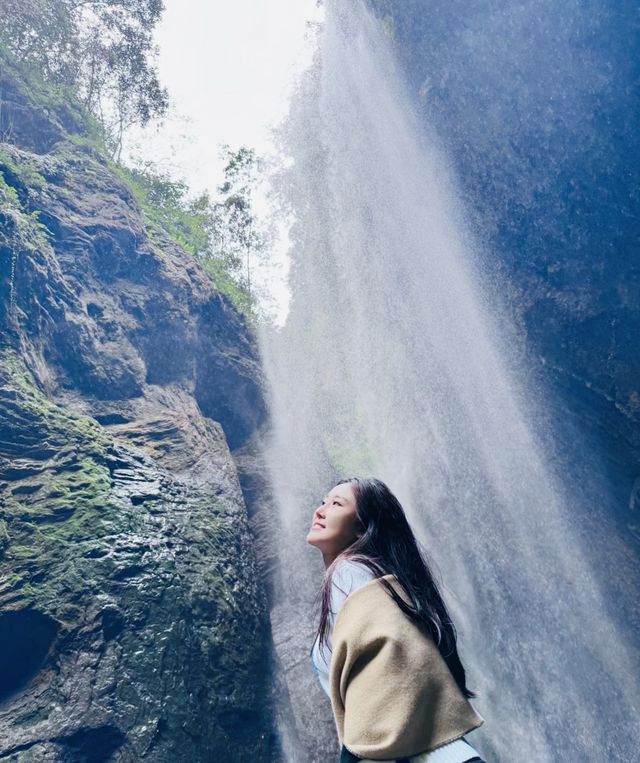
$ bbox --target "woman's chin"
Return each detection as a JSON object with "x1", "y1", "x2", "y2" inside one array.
[{"x1": 306, "y1": 531, "x2": 324, "y2": 548}]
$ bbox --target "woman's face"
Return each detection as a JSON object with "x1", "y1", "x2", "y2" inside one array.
[{"x1": 306, "y1": 482, "x2": 360, "y2": 557}]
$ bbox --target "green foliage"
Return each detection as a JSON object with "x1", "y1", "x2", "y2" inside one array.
[
  {"x1": 116, "y1": 165, "x2": 210, "y2": 255},
  {"x1": 116, "y1": 148, "x2": 273, "y2": 325},
  {"x1": 213, "y1": 144, "x2": 271, "y2": 303},
  {"x1": 0, "y1": 172, "x2": 48, "y2": 250},
  {"x1": 0, "y1": 45, "x2": 107, "y2": 151},
  {"x1": 0, "y1": 147, "x2": 46, "y2": 190},
  {"x1": 0, "y1": 0, "x2": 168, "y2": 157},
  {"x1": 0, "y1": 22, "x2": 274, "y2": 327},
  {"x1": 0, "y1": 167, "x2": 51, "y2": 309}
]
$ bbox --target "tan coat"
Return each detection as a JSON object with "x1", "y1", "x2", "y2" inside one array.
[{"x1": 329, "y1": 574, "x2": 484, "y2": 760}]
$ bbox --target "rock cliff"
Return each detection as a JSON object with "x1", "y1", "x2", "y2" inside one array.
[{"x1": 0, "y1": 54, "x2": 279, "y2": 761}]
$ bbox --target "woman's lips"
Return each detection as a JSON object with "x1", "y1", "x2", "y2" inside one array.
[{"x1": 311, "y1": 522, "x2": 325, "y2": 529}]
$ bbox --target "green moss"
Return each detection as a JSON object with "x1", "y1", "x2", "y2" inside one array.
[
  {"x1": 0, "y1": 518, "x2": 8, "y2": 552},
  {"x1": 111, "y1": 165, "x2": 198, "y2": 250},
  {"x1": 0, "y1": 170, "x2": 51, "y2": 309},
  {"x1": 40, "y1": 457, "x2": 113, "y2": 539},
  {"x1": 8, "y1": 544, "x2": 34, "y2": 560},
  {"x1": 0, "y1": 148, "x2": 47, "y2": 190},
  {"x1": 0, "y1": 348, "x2": 111, "y2": 458},
  {"x1": 0, "y1": 170, "x2": 50, "y2": 252},
  {"x1": 9, "y1": 456, "x2": 113, "y2": 535},
  {"x1": 19, "y1": 583, "x2": 37, "y2": 602},
  {"x1": 2, "y1": 571, "x2": 24, "y2": 587},
  {"x1": 0, "y1": 347, "x2": 122, "y2": 607}
]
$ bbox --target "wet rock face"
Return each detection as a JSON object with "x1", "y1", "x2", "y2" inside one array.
[
  {"x1": 0, "y1": 327, "x2": 273, "y2": 763},
  {"x1": 0, "y1": 142, "x2": 265, "y2": 447},
  {"x1": 0, "y1": 57, "x2": 278, "y2": 762}
]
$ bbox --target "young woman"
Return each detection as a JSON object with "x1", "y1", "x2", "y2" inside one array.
[{"x1": 307, "y1": 477, "x2": 487, "y2": 763}]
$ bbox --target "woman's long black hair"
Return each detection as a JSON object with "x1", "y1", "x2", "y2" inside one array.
[{"x1": 313, "y1": 476, "x2": 478, "y2": 699}]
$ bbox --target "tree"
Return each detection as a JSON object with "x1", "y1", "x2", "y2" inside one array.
[
  {"x1": 208, "y1": 144, "x2": 270, "y2": 304},
  {"x1": 0, "y1": 0, "x2": 169, "y2": 156}
]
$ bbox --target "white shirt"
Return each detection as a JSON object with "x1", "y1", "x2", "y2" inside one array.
[{"x1": 311, "y1": 559, "x2": 482, "y2": 763}]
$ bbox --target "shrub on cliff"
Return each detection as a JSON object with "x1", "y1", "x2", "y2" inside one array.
[{"x1": 120, "y1": 146, "x2": 273, "y2": 324}]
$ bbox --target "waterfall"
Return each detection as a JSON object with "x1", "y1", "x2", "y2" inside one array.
[{"x1": 258, "y1": 2, "x2": 640, "y2": 760}]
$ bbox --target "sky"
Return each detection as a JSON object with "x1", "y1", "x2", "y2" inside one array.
[{"x1": 122, "y1": 0, "x2": 325, "y2": 325}]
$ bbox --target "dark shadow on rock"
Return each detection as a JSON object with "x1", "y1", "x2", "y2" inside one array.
[
  {"x1": 59, "y1": 724, "x2": 128, "y2": 763},
  {"x1": 0, "y1": 609, "x2": 59, "y2": 703}
]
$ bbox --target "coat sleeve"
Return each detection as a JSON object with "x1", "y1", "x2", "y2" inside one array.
[
  {"x1": 329, "y1": 580, "x2": 422, "y2": 757},
  {"x1": 328, "y1": 577, "x2": 484, "y2": 761}
]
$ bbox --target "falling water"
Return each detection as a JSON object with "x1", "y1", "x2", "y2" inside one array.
[{"x1": 258, "y1": 2, "x2": 640, "y2": 760}]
